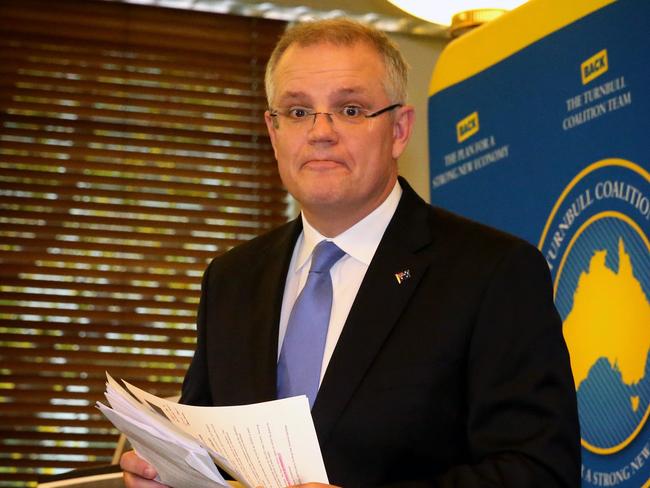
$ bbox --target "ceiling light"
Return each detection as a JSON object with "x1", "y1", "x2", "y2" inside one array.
[{"x1": 386, "y1": 0, "x2": 529, "y2": 26}]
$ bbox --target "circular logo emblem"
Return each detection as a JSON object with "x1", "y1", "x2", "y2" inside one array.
[{"x1": 539, "y1": 159, "x2": 650, "y2": 487}]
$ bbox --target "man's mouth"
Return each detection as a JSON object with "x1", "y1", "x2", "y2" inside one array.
[{"x1": 302, "y1": 159, "x2": 344, "y2": 170}]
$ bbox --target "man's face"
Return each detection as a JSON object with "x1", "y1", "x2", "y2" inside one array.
[{"x1": 265, "y1": 41, "x2": 413, "y2": 234}]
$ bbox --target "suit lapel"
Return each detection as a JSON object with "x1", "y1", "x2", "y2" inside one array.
[
  {"x1": 312, "y1": 180, "x2": 434, "y2": 443},
  {"x1": 233, "y1": 219, "x2": 302, "y2": 403}
]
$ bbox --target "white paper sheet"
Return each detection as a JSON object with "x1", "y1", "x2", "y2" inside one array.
[{"x1": 99, "y1": 372, "x2": 328, "y2": 488}]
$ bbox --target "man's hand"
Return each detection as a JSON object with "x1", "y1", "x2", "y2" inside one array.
[
  {"x1": 120, "y1": 450, "x2": 169, "y2": 488},
  {"x1": 120, "y1": 451, "x2": 336, "y2": 488}
]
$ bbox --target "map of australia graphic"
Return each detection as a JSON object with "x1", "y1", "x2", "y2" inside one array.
[{"x1": 563, "y1": 238, "x2": 650, "y2": 449}]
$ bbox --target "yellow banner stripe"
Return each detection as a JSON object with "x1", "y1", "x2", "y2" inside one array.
[{"x1": 429, "y1": 0, "x2": 616, "y2": 96}]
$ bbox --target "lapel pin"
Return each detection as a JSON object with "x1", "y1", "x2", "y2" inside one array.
[{"x1": 394, "y1": 269, "x2": 411, "y2": 284}]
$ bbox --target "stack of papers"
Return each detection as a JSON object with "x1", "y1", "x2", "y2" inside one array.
[{"x1": 97, "y1": 373, "x2": 328, "y2": 488}]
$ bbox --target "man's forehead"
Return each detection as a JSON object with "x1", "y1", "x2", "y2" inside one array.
[
  {"x1": 277, "y1": 86, "x2": 369, "y2": 102},
  {"x1": 272, "y1": 42, "x2": 385, "y2": 100},
  {"x1": 276, "y1": 41, "x2": 383, "y2": 72}
]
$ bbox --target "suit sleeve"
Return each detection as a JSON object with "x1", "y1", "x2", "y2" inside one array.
[
  {"x1": 179, "y1": 263, "x2": 214, "y2": 406},
  {"x1": 433, "y1": 242, "x2": 581, "y2": 488}
]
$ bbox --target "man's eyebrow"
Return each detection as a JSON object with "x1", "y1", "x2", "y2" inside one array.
[
  {"x1": 276, "y1": 91, "x2": 311, "y2": 105},
  {"x1": 333, "y1": 86, "x2": 367, "y2": 96},
  {"x1": 275, "y1": 87, "x2": 370, "y2": 105},
  {"x1": 329, "y1": 87, "x2": 373, "y2": 104}
]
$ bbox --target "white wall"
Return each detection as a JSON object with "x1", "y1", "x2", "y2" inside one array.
[{"x1": 388, "y1": 33, "x2": 448, "y2": 203}]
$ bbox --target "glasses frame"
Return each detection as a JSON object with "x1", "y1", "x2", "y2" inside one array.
[{"x1": 269, "y1": 103, "x2": 403, "y2": 128}]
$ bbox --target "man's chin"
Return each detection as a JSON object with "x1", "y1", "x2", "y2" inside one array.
[{"x1": 295, "y1": 185, "x2": 349, "y2": 209}]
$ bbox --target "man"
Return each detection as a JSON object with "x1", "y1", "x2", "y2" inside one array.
[{"x1": 122, "y1": 19, "x2": 580, "y2": 487}]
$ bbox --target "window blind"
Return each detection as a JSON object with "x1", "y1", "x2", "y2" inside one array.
[{"x1": 0, "y1": 1, "x2": 287, "y2": 485}]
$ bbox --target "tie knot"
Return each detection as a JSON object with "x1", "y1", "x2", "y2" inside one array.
[{"x1": 309, "y1": 240, "x2": 345, "y2": 274}]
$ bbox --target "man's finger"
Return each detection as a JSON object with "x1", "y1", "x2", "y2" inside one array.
[{"x1": 120, "y1": 450, "x2": 157, "y2": 479}]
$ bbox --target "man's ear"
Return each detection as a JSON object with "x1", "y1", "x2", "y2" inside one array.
[
  {"x1": 391, "y1": 105, "x2": 415, "y2": 160},
  {"x1": 264, "y1": 110, "x2": 279, "y2": 159}
]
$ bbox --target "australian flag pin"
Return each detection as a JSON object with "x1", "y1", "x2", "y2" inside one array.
[{"x1": 394, "y1": 269, "x2": 411, "y2": 284}]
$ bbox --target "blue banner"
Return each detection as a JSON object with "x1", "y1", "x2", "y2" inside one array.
[{"x1": 428, "y1": 1, "x2": 650, "y2": 486}]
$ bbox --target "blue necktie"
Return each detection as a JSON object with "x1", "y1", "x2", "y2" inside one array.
[{"x1": 277, "y1": 240, "x2": 345, "y2": 408}]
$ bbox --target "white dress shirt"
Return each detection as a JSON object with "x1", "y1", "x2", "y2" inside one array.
[{"x1": 277, "y1": 180, "x2": 403, "y2": 384}]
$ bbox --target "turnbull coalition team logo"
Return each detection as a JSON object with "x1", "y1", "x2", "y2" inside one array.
[{"x1": 539, "y1": 159, "x2": 650, "y2": 487}]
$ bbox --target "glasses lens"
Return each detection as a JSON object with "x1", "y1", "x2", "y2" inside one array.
[
  {"x1": 274, "y1": 104, "x2": 398, "y2": 129},
  {"x1": 332, "y1": 110, "x2": 365, "y2": 125}
]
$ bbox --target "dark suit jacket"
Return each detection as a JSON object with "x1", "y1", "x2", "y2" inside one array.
[{"x1": 180, "y1": 178, "x2": 581, "y2": 487}]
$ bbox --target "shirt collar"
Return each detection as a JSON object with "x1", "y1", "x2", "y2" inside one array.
[{"x1": 296, "y1": 180, "x2": 402, "y2": 270}]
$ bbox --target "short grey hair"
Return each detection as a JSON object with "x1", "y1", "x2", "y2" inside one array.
[{"x1": 264, "y1": 19, "x2": 409, "y2": 108}]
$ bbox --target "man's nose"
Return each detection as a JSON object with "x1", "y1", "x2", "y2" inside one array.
[{"x1": 308, "y1": 112, "x2": 338, "y2": 142}]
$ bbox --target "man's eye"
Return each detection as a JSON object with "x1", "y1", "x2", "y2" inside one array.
[
  {"x1": 288, "y1": 108, "x2": 309, "y2": 118},
  {"x1": 341, "y1": 106, "x2": 363, "y2": 118}
]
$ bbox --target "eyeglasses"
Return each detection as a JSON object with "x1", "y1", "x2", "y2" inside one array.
[{"x1": 269, "y1": 103, "x2": 402, "y2": 128}]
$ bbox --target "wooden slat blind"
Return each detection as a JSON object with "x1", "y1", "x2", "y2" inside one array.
[{"x1": 0, "y1": 0, "x2": 287, "y2": 485}]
